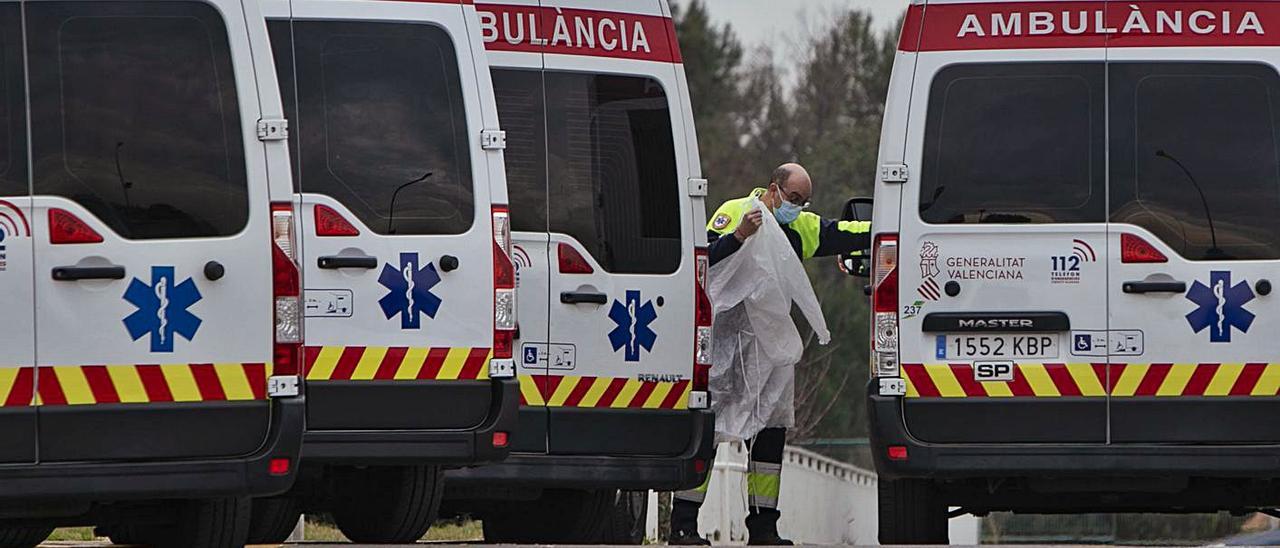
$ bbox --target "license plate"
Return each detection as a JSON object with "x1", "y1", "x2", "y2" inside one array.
[{"x1": 936, "y1": 334, "x2": 1058, "y2": 360}]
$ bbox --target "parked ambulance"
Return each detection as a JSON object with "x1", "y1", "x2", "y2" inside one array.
[
  {"x1": 867, "y1": 0, "x2": 1280, "y2": 543},
  {"x1": 444, "y1": 0, "x2": 715, "y2": 542},
  {"x1": 0, "y1": 0, "x2": 303, "y2": 545},
  {"x1": 244, "y1": 0, "x2": 520, "y2": 543}
]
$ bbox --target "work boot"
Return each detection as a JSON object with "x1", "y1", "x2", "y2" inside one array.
[
  {"x1": 746, "y1": 508, "x2": 793, "y2": 546},
  {"x1": 669, "y1": 528, "x2": 712, "y2": 545}
]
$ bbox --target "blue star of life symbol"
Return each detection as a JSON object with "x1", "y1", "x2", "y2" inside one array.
[
  {"x1": 123, "y1": 266, "x2": 202, "y2": 353},
  {"x1": 378, "y1": 252, "x2": 442, "y2": 330},
  {"x1": 1186, "y1": 270, "x2": 1255, "y2": 343},
  {"x1": 608, "y1": 290, "x2": 658, "y2": 362}
]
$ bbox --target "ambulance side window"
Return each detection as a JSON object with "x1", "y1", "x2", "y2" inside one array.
[
  {"x1": 1110, "y1": 62, "x2": 1280, "y2": 260},
  {"x1": 0, "y1": 6, "x2": 23, "y2": 199},
  {"x1": 545, "y1": 73, "x2": 681, "y2": 274},
  {"x1": 27, "y1": 1, "x2": 247, "y2": 239},
  {"x1": 287, "y1": 21, "x2": 473, "y2": 235},
  {"x1": 919, "y1": 63, "x2": 1106, "y2": 224},
  {"x1": 492, "y1": 69, "x2": 548, "y2": 234}
]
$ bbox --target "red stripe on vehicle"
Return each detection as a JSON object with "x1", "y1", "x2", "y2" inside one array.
[
  {"x1": 5, "y1": 367, "x2": 33, "y2": 407},
  {"x1": 902, "y1": 1, "x2": 1280, "y2": 53},
  {"x1": 459, "y1": 347, "x2": 490, "y2": 380},
  {"x1": 81, "y1": 365, "x2": 120, "y2": 404},
  {"x1": 563, "y1": 376, "x2": 595, "y2": 408},
  {"x1": 136, "y1": 364, "x2": 174, "y2": 402},
  {"x1": 303, "y1": 346, "x2": 322, "y2": 376},
  {"x1": 1006, "y1": 366, "x2": 1035, "y2": 397},
  {"x1": 245, "y1": 363, "x2": 268, "y2": 400},
  {"x1": 1231, "y1": 363, "x2": 1267, "y2": 396},
  {"x1": 598, "y1": 377, "x2": 629, "y2": 407},
  {"x1": 542, "y1": 375, "x2": 565, "y2": 401},
  {"x1": 1183, "y1": 363, "x2": 1219, "y2": 396},
  {"x1": 628, "y1": 381, "x2": 657, "y2": 408},
  {"x1": 1092, "y1": 363, "x2": 1109, "y2": 392},
  {"x1": 330, "y1": 347, "x2": 364, "y2": 381},
  {"x1": 1135, "y1": 363, "x2": 1172, "y2": 396},
  {"x1": 662, "y1": 379, "x2": 690, "y2": 409},
  {"x1": 1045, "y1": 364, "x2": 1081, "y2": 397},
  {"x1": 902, "y1": 364, "x2": 941, "y2": 397},
  {"x1": 899, "y1": 3, "x2": 926, "y2": 52},
  {"x1": 950, "y1": 364, "x2": 986, "y2": 397},
  {"x1": 36, "y1": 368, "x2": 67, "y2": 406},
  {"x1": 477, "y1": 4, "x2": 682, "y2": 63},
  {"x1": 419, "y1": 348, "x2": 449, "y2": 380},
  {"x1": 190, "y1": 364, "x2": 226, "y2": 401},
  {"x1": 374, "y1": 347, "x2": 408, "y2": 380}
]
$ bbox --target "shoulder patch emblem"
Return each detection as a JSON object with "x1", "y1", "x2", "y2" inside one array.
[{"x1": 712, "y1": 213, "x2": 731, "y2": 230}]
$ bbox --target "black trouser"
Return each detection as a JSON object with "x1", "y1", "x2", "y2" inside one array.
[{"x1": 671, "y1": 427, "x2": 785, "y2": 538}]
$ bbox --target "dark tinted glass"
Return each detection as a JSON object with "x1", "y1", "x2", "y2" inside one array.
[
  {"x1": 28, "y1": 2, "x2": 246, "y2": 239},
  {"x1": 0, "y1": 5, "x2": 23, "y2": 199},
  {"x1": 1111, "y1": 63, "x2": 1280, "y2": 260},
  {"x1": 288, "y1": 21, "x2": 472, "y2": 235},
  {"x1": 492, "y1": 69, "x2": 547, "y2": 233},
  {"x1": 545, "y1": 73, "x2": 680, "y2": 274},
  {"x1": 920, "y1": 63, "x2": 1105, "y2": 224}
]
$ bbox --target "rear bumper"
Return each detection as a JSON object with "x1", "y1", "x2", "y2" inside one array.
[
  {"x1": 300, "y1": 378, "x2": 519, "y2": 465},
  {"x1": 445, "y1": 408, "x2": 714, "y2": 491},
  {"x1": 868, "y1": 382, "x2": 1280, "y2": 480},
  {"x1": 0, "y1": 396, "x2": 304, "y2": 502}
]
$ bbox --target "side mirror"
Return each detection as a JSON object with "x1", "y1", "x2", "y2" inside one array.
[{"x1": 838, "y1": 197, "x2": 873, "y2": 278}]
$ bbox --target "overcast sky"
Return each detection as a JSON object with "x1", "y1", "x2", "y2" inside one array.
[{"x1": 701, "y1": 0, "x2": 904, "y2": 55}]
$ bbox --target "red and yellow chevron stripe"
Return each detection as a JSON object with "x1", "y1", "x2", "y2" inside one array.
[
  {"x1": 0, "y1": 364, "x2": 270, "y2": 406},
  {"x1": 904, "y1": 363, "x2": 1280, "y2": 398},
  {"x1": 303, "y1": 346, "x2": 492, "y2": 381},
  {"x1": 518, "y1": 374, "x2": 691, "y2": 409}
]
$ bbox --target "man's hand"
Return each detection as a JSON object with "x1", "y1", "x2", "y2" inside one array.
[{"x1": 734, "y1": 209, "x2": 763, "y2": 242}]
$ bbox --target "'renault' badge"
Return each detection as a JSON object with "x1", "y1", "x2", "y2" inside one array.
[{"x1": 712, "y1": 213, "x2": 731, "y2": 230}]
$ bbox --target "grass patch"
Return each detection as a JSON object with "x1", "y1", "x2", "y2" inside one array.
[
  {"x1": 47, "y1": 527, "x2": 99, "y2": 541},
  {"x1": 299, "y1": 515, "x2": 483, "y2": 542}
]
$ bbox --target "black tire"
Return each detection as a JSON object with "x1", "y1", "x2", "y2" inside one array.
[
  {"x1": 331, "y1": 465, "x2": 443, "y2": 543},
  {"x1": 878, "y1": 478, "x2": 948, "y2": 545},
  {"x1": 247, "y1": 496, "x2": 302, "y2": 544},
  {"x1": 0, "y1": 526, "x2": 52, "y2": 548},
  {"x1": 101, "y1": 523, "x2": 146, "y2": 546},
  {"x1": 133, "y1": 497, "x2": 250, "y2": 548},
  {"x1": 599, "y1": 490, "x2": 648, "y2": 544},
  {"x1": 482, "y1": 489, "x2": 612, "y2": 544}
]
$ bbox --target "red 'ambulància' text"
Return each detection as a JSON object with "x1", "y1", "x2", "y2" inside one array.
[
  {"x1": 957, "y1": 8, "x2": 1266, "y2": 37},
  {"x1": 479, "y1": 10, "x2": 652, "y2": 53}
]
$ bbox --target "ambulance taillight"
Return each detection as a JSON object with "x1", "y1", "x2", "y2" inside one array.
[
  {"x1": 690, "y1": 247, "x2": 711, "y2": 409},
  {"x1": 269, "y1": 203, "x2": 302, "y2": 395},
  {"x1": 491, "y1": 206, "x2": 517, "y2": 377},
  {"x1": 871, "y1": 234, "x2": 899, "y2": 378}
]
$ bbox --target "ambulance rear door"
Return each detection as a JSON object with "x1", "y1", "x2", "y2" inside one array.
[
  {"x1": 30, "y1": 0, "x2": 277, "y2": 461},
  {"x1": 896, "y1": 2, "x2": 1110, "y2": 444},
  {"x1": 272, "y1": 0, "x2": 498, "y2": 432},
  {"x1": 1105, "y1": 15, "x2": 1280, "y2": 443},
  {"x1": 538, "y1": 0, "x2": 695, "y2": 455},
  {"x1": 0, "y1": 0, "x2": 33, "y2": 464}
]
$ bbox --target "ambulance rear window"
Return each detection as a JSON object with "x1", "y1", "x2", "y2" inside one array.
[
  {"x1": 27, "y1": 1, "x2": 247, "y2": 239},
  {"x1": 919, "y1": 63, "x2": 1106, "y2": 225},
  {"x1": 0, "y1": 7, "x2": 22, "y2": 199},
  {"x1": 1110, "y1": 62, "x2": 1280, "y2": 261},
  {"x1": 282, "y1": 21, "x2": 473, "y2": 235}
]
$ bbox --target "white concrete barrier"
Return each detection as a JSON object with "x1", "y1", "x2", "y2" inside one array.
[{"x1": 663, "y1": 443, "x2": 979, "y2": 545}]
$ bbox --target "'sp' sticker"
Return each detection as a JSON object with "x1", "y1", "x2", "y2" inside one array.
[{"x1": 712, "y1": 213, "x2": 731, "y2": 230}]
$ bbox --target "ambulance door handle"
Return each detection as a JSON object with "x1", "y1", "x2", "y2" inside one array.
[
  {"x1": 317, "y1": 255, "x2": 378, "y2": 270},
  {"x1": 52, "y1": 265, "x2": 125, "y2": 281},
  {"x1": 561, "y1": 291, "x2": 608, "y2": 305},
  {"x1": 1123, "y1": 280, "x2": 1187, "y2": 294}
]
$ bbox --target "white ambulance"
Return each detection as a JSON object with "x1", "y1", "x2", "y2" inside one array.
[
  {"x1": 868, "y1": 0, "x2": 1280, "y2": 543},
  {"x1": 444, "y1": 0, "x2": 715, "y2": 542},
  {"x1": 0, "y1": 0, "x2": 303, "y2": 545},
  {"x1": 246, "y1": 0, "x2": 520, "y2": 543}
]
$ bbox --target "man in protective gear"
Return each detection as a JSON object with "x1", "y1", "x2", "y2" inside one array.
[{"x1": 669, "y1": 163, "x2": 871, "y2": 546}]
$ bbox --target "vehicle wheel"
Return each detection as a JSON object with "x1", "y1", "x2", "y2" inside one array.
[
  {"x1": 878, "y1": 478, "x2": 948, "y2": 545},
  {"x1": 139, "y1": 497, "x2": 250, "y2": 548},
  {"x1": 331, "y1": 465, "x2": 443, "y2": 543},
  {"x1": 0, "y1": 526, "x2": 53, "y2": 548},
  {"x1": 100, "y1": 523, "x2": 146, "y2": 546},
  {"x1": 482, "y1": 489, "x2": 612, "y2": 544},
  {"x1": 599, "y1": 490, "x2": 648, "y2": 544},
  {"x1": 247, "y1": 496, "x2": 302, "y2": 544}
]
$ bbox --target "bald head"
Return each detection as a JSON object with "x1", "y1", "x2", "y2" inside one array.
[{"x1": 766, "y1": 162, "x2": 812, "y2": 210}]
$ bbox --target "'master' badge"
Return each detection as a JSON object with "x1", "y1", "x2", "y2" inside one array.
[{"x1": 712, "y1": 213, "x2": 731, "y2": 230}]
